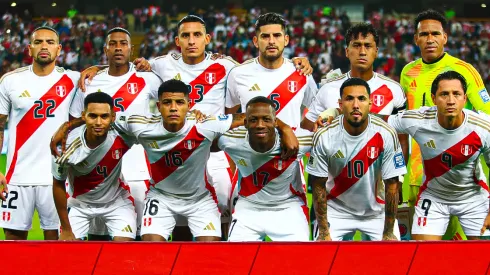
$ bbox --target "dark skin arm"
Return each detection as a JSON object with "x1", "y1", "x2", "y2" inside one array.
[
  {"x1": 53, "y1": 177, "x2": 76, "y2": 241},
  {"x1": 309, "y1": 174, "x2": 331, "y2": 241},
  {"x1": 0, "y1": 115, "x2": 8, "y2": 201},
  {"x1": 383, "y1": 177, "x2": 400, "y2": 240},
  {"x1": 50, "y1": 117, "x2": 84, "y2": 157}
]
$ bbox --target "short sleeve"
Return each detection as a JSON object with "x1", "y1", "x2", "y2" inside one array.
[
  {"x1": 69, "y1": 89, "x2": 84, "y2": 118},
  {"x1": 0, "y1": 79, "x2": 11, "y2": 115},
  {"x1": 305, "y1": 132, "x2": 330, "y2": 178},
  {"x1": 301, "y1": 75, "x2": 318, "y2": 108},
  {"x1": 392, "y1": 85, "x2": 407, "y2": 114},
  {"x1": 197, "y1": 114, "x2": 233, "y2": 141},
  {"x1": 304, "y1": 83, "x2": 338, "y2": 122},
  {"x1": 225, "y1": 70, "x2": 241, "y2": 109},
  {"x1": 149, "y1": 57, "x2": 166, "y2": 76},
  {"x1": 147, "y1": 71, "x2": 162, "y2": 100},
  {"x1": 52, "y1": 156, "x2": 68, "y2": 181},
  {"x1": 113, "y1": 112, "x2": 134, "y2": 136},
  {"x1": 296, "y1": 128, "x2": 313, "y2": 158},
  {"x1": 381, "y1": 131, "x2": 407, "y2": 180}
]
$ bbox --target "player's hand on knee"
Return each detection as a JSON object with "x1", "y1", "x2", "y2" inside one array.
[
  {"x1": 59, "y1": 230, "x2": 77, "y2": 241},
  {"x1": 292, "y1": 57, "x2": 312, "y2": 76},
  {"x1": 0, "y1": 173, "x2": 7, "y2": 201},
  {"x1": 317, "y1": 231, "x2": 332, "y2": 241},
  {"x1": 191, "y1": 109, "x2": 207, "y2": 122},
  {"x1": 279, "y1": 127, "x2": 299, "y2": 159},
  {"x1": 382, "y1": 232, "x2": 398, "y2": 241},
  {"x1": 78, "y1": 66, "x2": 100, "y2": 92},
  {"x1": 480, "y1": 214, "x2": 490, "y2": 235},
  {"x1": 133, "y1": 57, "x2": 151, "y2": 72},
  {"x1": 50, "y1": 122, "x2": 71, "y2": 157}
]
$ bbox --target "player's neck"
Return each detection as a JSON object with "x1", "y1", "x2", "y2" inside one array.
[
  {"x1": 349, "y1": 69, "x2": 374, "y2": 81},
  {"x1": 423, "y1": 52, "x2": 446, "y2": 65},
  {"x1": 163, "y1": 121, "x2": 185, "y2": 133},
  {"x1": 84, "y1": 131, "x2": 107, "y2": 149},
  {"x1": 258, "y1": 56, "x2": 284, "y2": 69},
  {"x1": 343, "y1": 116, "x2": 369, "y2": 136},
  {"x1": 438, "y1": 111, "x2": 465, "y2": 130},
  {"x1": 32, "y1": 62, "x2": 56, "y2": 76},
  {"x1": 182, "y1": 53, "x2": 205, "y2": 65},
  {"x1": 108, "y1": 63, "x2": 130, "y2": 76},
  {"x1": 249, "y1": 134, "x2": 276, "y2": 153}
]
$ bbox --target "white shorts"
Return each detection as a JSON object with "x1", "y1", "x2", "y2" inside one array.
[
  {"x1": 314, "y1": 207, "x2": 401, "y2": 241},
  {"x1": 69, "y1": 196, "x2": 137, "y2": 239},
  {"x1": 141, "y1": 189, "x2": 221, "y2": 240},
  {"x1": 228, "y1": 198, "x2": 309, "y2": 242},
  {"x1": 0, "y1": 185, "x2": 59, "y2": 231},
  {"x1": 412, "y1": 194, "x2": 490, "y2": 237},
  {"x1": 206, "y1": 152, "x2": 232, "y2": 223}
]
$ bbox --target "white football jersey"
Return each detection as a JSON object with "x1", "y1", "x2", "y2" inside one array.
[
  {"x1": 306, "y1": 115, "x2": 407, "y2": 217},
  {"x1": 0, "y1": 66, "x2": 79, "y2": 186},
  {"x1": 388, "y1": 107, "x2": 490, "y2": 204},
  {"x1": 114, "y1": 113, "x2": 233, "y2": 199},
  {"x1": 52, "y1": 126, "x2": 134, "y2": 204},
  {"x1": 218, "y1": 127, "x2": 312, "y2": 206},
  {"x1": 305, "y1": 72, "x2": 406, "y2": 123},
  {"x1": 225, "y1": 57, "x2": 318, "y2": 129},
  {"x1": 150, "y1": 52, "x2": 238, "y2": 116},
  {"x1": 70, "y1": 64, "x2": 162, "y2": 181}
]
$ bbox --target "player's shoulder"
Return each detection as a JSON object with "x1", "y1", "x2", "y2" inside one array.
[
  {"x1": 58, "y1": 131, "x2": 83, "y2": 165},
  {"x1": 231, "y1": 57, "x2": 257, "y2": 71},
  {"x1": 208, "y1": 53, "x2": 240, "y2": 67},
  {"x1": 401, "y1": 58, "x2": 422, "y2": 73},
  {"x1": 370, "y1": 115, "x2": 398, "y2": 143},
  {"x1": 401, "y1": 106, "x2": 437, "y2": 119},
  {"x1": 321, "y1": 72, "x2": 348, "y2": 85},
  {"x1": 137, "y1": 70, "x2": 162, "y2": 82},
  {"x1": 295, "y1": 128, "x2": 313, "y2": 146},
  {"x1": 222, "y1": 126, "x2": 247, "y2": 139},
  {"x1": 318, "y1": 73, "x2": 346, "y2": 93},
  {"x1": 126, "y1": 113, "x2": 161, "y2": 125},
  {"x1": 57, "y1": 66, "x2": 80, "y2": 79},
  {"x1": 376, "y1": 73, "x2": 404, "y2": 92},
  {"x1": 467, "y1": 110, "x2": 490, "y2": 133},
  {"x1": 0, "y1": 66, "x2": 30, "y2": 84},
  {"x1": 312, "y1": 117, "x2": 342, "y2": 146}
]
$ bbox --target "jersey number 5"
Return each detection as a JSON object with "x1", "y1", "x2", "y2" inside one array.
[
  {"x1": 34, "y1": 99, "x2": 56, "y2": 118},
  {"x1": 114, "y1": 97, "x2": 125, "y2": 112}
]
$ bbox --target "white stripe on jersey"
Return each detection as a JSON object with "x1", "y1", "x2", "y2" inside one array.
[
  {"x1": 218, "y1": 127, "x2": 312, "y2": 206},
  {"x1": 52, "y1": 126, "x2": 133, "y2": 204},
  {"x1": 306, "y1": 115, "x2": 406, "y2": 217}
]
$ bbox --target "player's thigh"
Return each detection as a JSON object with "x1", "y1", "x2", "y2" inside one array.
[
  {"x1": 0, "y1": 185, "x2": 35, "y2": 232},
  {"x1": 126, "y1": 180, "x2": 148, "y2": 235},
  {"x1": 88, "y1": 217, "x2": 109, "y2": 237},
  {"x1": 104, "y1": 201, "x2": 137, "y2": 240},
  {"x1": 68, "y1": 207, "x2": 92, "y2": 240},
  {"x1": 186, "y1": 193, "x2": 221, "y2": 239},
  {"x1": 452, "y1": 198, "x2": 490, "y2": 237},
  {"x1": 206, "y1": 166, "x2": 232, "y2": 223},
  {"x1": 411, "y1": 196, "x2": 450, "y2": 236},
  {"x1": 140, "y1": 192, "x2": 176, "y2": 241},
  {"x1": 361, "y1": 216, "x2": 401, "y2": 241},
  {"x1": 35, "y1": 186, "x2": 60, "y2": 230},
  {"x1": 323, "y1": 213, "x2": 357, "y2": 241},
  {"x1": 228, "y1": 201, "x2": 264, "y2": 242},
  {"x1": 266, "y1": 203, "x2": 310, "y2": 241}
]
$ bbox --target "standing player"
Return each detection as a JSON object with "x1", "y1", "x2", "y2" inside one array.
[
  {"x1": 77, "y1": 15, "x2": 312, "y2": 240},
  {"x1": 53, "y1": 92, "x2": 137, "y2": 241},
  {"x1": 307, "y1": 78, "x2": 405, "y2": 241},
  {"x1": 225, "y1": 13, "x2": 318, "y2": 130},
  {"x1": 0, "y1": 27, "x2": 79, "y2": 240},
  {"x1": 65, "y1": 27, "x2": 162, "y2": 239},
  {"x1": 217, "y1": 96, "x2": 311, "y2": 241},
  {"x1": 400, "y1": 9, "x2": 490, "y2": 240},
  {"x1": 389, "y1": 71, "x2": 490, "y2": 240}
]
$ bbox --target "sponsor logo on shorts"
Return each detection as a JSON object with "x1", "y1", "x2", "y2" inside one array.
[
  {"x1": 479, "y1": 89, "x2": 490, "y2": 103},
  {"x1": 218, "y1": 114, "x2": 229, "y2": 121},
  {"x1": 394, "y1": 152, "x2": 405, "y2": 169}
]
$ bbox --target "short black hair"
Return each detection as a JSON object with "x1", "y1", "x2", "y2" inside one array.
[
  {"x1": 158, "y1": 79, "x2": 190, "y2": 99},
  {"x1": 339, "y1": 77, "x2": 371, "y2": 97},
  {"x1": 177, "y1": 15, "x2": 206, "y2": 32},
  {"x1": 84, "y1": 92, "x2": 114, "y2": 110},
  {"x1": 246, "y1": 96, "x2": 275, "y2": 110},
  {"x1": 31, "y1": 26, "x2": 59, "y2": 42},
  {"x1": 255, "y1": 13, "x2": 287, "y2": 34},
  {"x1": 345, "y1": 23, "x2": 379, "y2": 47},
  {"x1": 107, "y1": 27, "x2": 131, "y2": 37},
  {"x1": 431, "y1": 71, "x2": 467, "y2": 95},
  {"x1": 414, "y1": 9, "x2": 447, "y2": 30}
]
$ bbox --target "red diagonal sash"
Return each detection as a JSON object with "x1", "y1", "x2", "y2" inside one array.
[
  {"x1": 370, "y1": 84, "x2": 394, "y2": 114},
  {"x1": 150, "y1": 126, "x2": 205, "y2": 184},
  {"x1": 416, "y1": 131, "x2": 482, "y2": 204},
  {"x1": 188, "y1": 63, "x2": 226, "y2": 107},
  {"x1": 267, "y1": 71, "x2": 307, "y2": 114},
  {"x1": 329, "y1": 132, "x2": 384, "y2": 199},
  {"x1": 112, "y1": 73, "x2": 147, "y2": 112},
  {"x1": 6, "y1": 74, "x2": 74, "y2": 183},
  {"x1": 72, "y1": 136, "x2": 129, "y2": 198},
  {"x1": 239, "y1": 156, "x2": 296, "y2": 197}
]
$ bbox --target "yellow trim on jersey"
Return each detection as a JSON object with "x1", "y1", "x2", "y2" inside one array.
[
  {"x1": 455, "y1": 61, "x2": 484, "y2": 87},
  {"x1": 377, "y1": 74, "x2": 404, "y2": 90},
  {"x1": 371, "y1": 116, "x2": 399, "y2": 150},
  {"x1": 128, "y1": 116, "x2": 161, "y2": 124},
  {"x1": 0, "y1": 67, "x2": 29, "y2": 84},
  {"x1": 223, "y1": 133, "x2": 246, "y2": 139},
  {"x1": 468, "y1": 115, "x2": 490, "y2": 132},
  {"x1": 312, "y1": 120, "x2": 340, "y2": 146},
  {"x1": 171, "y1": 53, "x2": 182, "y2": 60},
  {"x1": 58, "y1": 138, "x2": 82, "y2": 164},
  {"x1": 154, "y1": 55, "x2": 167, "y2": 61},
  {"x1": 322, "y1": 73, "x2": 347, "y2": 84},
  {"x1": 223, "y1": 56, "x2": 239, "y2": 65}
]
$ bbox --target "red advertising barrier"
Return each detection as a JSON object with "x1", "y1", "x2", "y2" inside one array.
[{"x1": 1, "y1": 241, "x2": 489, "y2": 275}]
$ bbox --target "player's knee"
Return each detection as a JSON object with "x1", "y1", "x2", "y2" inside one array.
[
  {"x1": 43, "y1": 229, "x2": 59, "y2": 240},
  {"x1": 142, "y1": 234, "x2": 166, "y2": 241},
  {"x1": 3, "y1": 228, "x2": 28, "y2": 240},
  {"x1": 195, "y1": 236, "x2": 220, "y2": 242},
  {"x1": 112, "y1": 236, "x2": 134, "y2": 242}
]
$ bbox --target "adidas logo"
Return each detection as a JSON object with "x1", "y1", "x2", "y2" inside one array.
[
  {"x1": 174, "y1": 73, "x2": 182, "y2": 81},
  {"x1": 148, "y1": 141, "x2": 159, "y2": 149},
  {"x1": 410, "y1": 80, "x2": 417, "y2": 88},
  {"x1": 333, "y1": 150, "x2": 345, "y2": 159},
  {"x1": 19, "y1": 90, "x2": 31, "y2": 98},
  {"x1": 121, "y1": 225, "x2": 133, "y2": 233},
  {"x1": 249, "y1": 84, "x2": 261, "y2": 91},
  {"x1": 203, "y1": 222, "x2": 216, "y2": 231},
  {"x1": 237, "y1": 159, "x2": 248, "y2": 167},
  {"x1": 423, "y1": 139, "x2": 436, "y2": 149}
]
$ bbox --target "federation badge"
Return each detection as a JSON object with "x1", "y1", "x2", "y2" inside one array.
[
  {"x1": 127, "y1": 83, "x2": 139, "y2": 94},
  {"x1": 367, "y1": 146, "x2": 379, "y2": 159},
  {"x1": 461, "y1": 144, "x2": 473, "y2": 156},
  {"x1": 205, "y1": 72, "x2": 216, "y2": 84},
  {"x1": 56, "y1": 86, "x2": 66, "y2": 97},
  {"x1": 112, "y1": 149, "x2": 122, "y2": 159},
  {"x1": 287, "y1": 80, "x2": 298, "y2": 93},
  {"x1": 184, "y1": 140, "x2": 195, "y2": 150},
  {"x1": 373, "y1": 94, "x2": 384, "y2": 107},
  {"x1": 274, "y1": 159, "x2": 284, "y2": 170}
]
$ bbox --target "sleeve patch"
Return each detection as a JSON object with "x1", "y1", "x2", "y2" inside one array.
[
  {"x1": 218, "y1": 114, "x2": 229, "y2": 121},
  {"x1": 479, "y1": 89, "x2": 490, "y2": 103},
  {"x1": 394, "y1": 152, "x2": 405, "y2": 169}
]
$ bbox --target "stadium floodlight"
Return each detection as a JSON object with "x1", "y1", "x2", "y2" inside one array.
[
  {"x1": 52, "y1": 2, "x2": 57, "y2": 7},
  {"x1": 11, "y1": 2, "x2": 16, "y2": 7},
  {"x1": 482, "y1": 3, "x2": 487, "y2": 8}
]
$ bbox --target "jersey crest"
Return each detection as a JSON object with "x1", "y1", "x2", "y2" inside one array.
[
  {"x1": 373, "y1": 94, "x2": 384, "y2": 107},
  {"x1": 112, "y1": 148, "x2": 123, "y2": 159},
  {"x1": 205, "y1": 72, "x2": 216, "y2": 84},
  {"x1": 127, "y1": 83, "x2": 139, "y2": 94},
  {"x1": 367, "y1": 146, "x2": 380, "y2": 159},
  {"x1": 288, "y1": 80, "x2": 299, "y2": 93},
  {"x1": 56, "y1": 85, "x2": 67, "y2": 97},
  {"x1": 461, "y1": 144, "x2": 473, "y2": 156},
  {"x1": 184, "y1": 139, "x2": 196, "y2": 150}
]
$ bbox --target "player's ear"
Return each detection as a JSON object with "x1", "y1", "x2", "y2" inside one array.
[
  {"x1": 174, "y1": 36, "x2": 180, "y2": 47},
  {"x1": 205, "y1": 33, "x2": 211, "y2": 45},
  {"x1": 252, "y1": 36, "x2": 259, "y2": 48},
  {"x1": 81, "y1": 111, "x2": 87, "y2": 122},
  {"x1": 56, "y1": 43, "x2": 62, "y2": 57},
  {"x1": 111, "y1": 110, "x2": 116, "y2": 123},
  {"x1": 344, "y1": 46, "x2": 349, "y2": 58},
  {"x1": 431, "y1": 93, "x2": 436, "y2": 104},
  {"x1": 244, "y1": 118, "x2": 249, "y2": 129},
  {"x1": 338, "y1": 98, "x2": 342, "y2": 108},
  {"x1": 27, "y1": 44, "x2": 33, "y2": 57},
  {"x1": 284, "y1": 34, "x2": 289, "y2": 46},
  {"x1": 442, "y1": 31, "x2": 448, "y2": 46}
]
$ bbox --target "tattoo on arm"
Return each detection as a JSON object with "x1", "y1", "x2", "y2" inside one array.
[
  {"x1": 383, "y1": 177, "x2": 399, "y2": 237},
  {"x1": 310, "y1": 174, "x2": 329, "y2": 238},
  {"x1": 230, "y1": 113, "x2": 246, "y2": 128},
  {"x1": 0, "y1": 115, "x2": 8, "y2": 152}
]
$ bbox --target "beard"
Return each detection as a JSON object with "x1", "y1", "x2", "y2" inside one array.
[
  {"x1": 34, "y1": 53, "x2": 56, "y2": 65},
  {"x1": 346, "y1": 116, "x2": 367, "y2": 128},
  {"x1": 262, "y1": 48, "x2": 284, "y2": 62}
]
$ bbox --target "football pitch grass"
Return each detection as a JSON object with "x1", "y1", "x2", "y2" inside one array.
[{"x1": 1, "y1": 154, "x2": 489, "y2": 241}]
